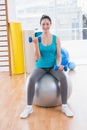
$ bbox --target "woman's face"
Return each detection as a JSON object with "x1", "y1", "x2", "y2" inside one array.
[{"x1": 40, "y1": 18, "x2": 51, "y2": 33}]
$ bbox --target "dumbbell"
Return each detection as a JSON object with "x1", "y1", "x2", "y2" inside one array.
[
  {"x1": 28, "y1": 36, "x2": 41, "y2": 43},
  {"x1": 54, "y1": 65, "x2": 68, "y2": 71},
  {"x1": 28, "y1": 37, "x2": 33, "y2": 43}
]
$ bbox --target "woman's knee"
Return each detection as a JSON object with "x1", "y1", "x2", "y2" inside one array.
[
  {"x1": 29, "y1": 74, "x2": 36, "y2": 83},
  {"x1": 59, "y1": 72, "x2": 68, "y2": 88},
  {"x1": 26, "y1": 74, "x2": 35, "y2": 87},
  {"x1": 60, "y1": 71, "x2": 67, "y2": 81}
]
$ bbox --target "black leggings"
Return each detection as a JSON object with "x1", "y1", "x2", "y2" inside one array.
[{"x1": 26, "y1": 68, "x2": 68, "y2": 105}]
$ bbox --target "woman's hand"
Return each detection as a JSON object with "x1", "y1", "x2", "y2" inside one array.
[
  {"x1": 32, "y1": 37, "x2": 38, "y2": 44},
  {"x1": 58, "y1": 65, "x2": 64, "y2": 71}
]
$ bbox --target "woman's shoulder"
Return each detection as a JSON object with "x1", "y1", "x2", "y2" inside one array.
[
  {"x1": 52, "y1": 34, "x2": 61, "y2": 45},
  {"x1": 52, "y1": 34, "x2": 57, "y2": 41},
  {"x1": 52, "y1": 34, "x2": 56, "y2": 37},
  {"x1": 52, "y1": 34, "x2": 60, "y2": 40},
  {"x1": 52, "y1": 34, "x2": 58, "y2": 41},
  {"x1": 52, "y1": 34, "x2": 58, "y2": 38}
]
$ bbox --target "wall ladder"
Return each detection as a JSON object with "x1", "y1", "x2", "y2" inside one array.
[{"x1": 0, "y1": 0, "x2": 11, "y2": 75}]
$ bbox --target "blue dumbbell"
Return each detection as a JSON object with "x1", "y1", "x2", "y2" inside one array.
[
  {"x1": 54, "y1": 65, "x2": 59, "y2": 71},
  {"x1": 28, "y1": 37, "x2": 33, "y2": 43},
  {"x1": 64, "y1": 66, "x2": 68, "y2": 71},
  {"x1": 28, "y1": 36, "x2": 41, "y2": 43},
  {"x1": 54, "y1": 65, "x2": 68, "y2": 71}
]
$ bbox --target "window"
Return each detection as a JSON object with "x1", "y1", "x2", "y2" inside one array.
[{"x1": 15, "y1": 0, "x2": 87, "y2": 40}]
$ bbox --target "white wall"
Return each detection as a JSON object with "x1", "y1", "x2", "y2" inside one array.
[
  {"x1": 7, "y1": 0, "x2": 17, "y2": 22},
  {"x1": 62, "y1": 40, "x2": 87, "y2": 65}
]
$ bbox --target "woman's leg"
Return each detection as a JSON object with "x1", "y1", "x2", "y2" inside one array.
[
  {"x1": 27, "y1": 68, "x2": 47, "y2": 105},
  {"x1": 50, "y1": 69, "x2": 67, "y2": 104},
  {"x1": 20, "y1": 68, "x2": 47, "y2": 118},
  {"x1": 50, "y1": 69, "x2": 73, "y2": 117}
]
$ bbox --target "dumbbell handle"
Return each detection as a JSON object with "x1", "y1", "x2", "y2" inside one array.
[
  {"x1": 54, "y1": 65, "x2": 68, "y2": 71},
  {"x1": 54, "y1": 65, "x2": 59, "y2": 71}
]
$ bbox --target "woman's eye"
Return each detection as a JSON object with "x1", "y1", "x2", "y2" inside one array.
[
  {"x1": 42, "y1": 23, "x2": 50, "y2": 26},
  {"x1": 47, "y1": 23, "x2": 49, "y2": 26}
]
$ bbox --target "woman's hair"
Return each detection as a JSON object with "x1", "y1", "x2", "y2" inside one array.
[{"x1": 40, "y1": 15, "x2": 52, "y2": 24}]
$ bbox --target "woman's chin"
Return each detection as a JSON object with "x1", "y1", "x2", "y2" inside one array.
[{"x1": 43, "y1": 30, "x2": 49, "y2": 33}]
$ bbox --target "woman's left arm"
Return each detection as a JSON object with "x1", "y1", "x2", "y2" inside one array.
[{"x1": 56, "y1": 37, "x2": 64, "y2": 71}]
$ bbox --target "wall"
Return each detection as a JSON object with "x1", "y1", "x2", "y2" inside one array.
[
  {"x1": 7, "y1": 0, "x2": 17, "y2": 22},
  {"x1": 62, "y1": 40, "x2": 87, "y2": 65}
]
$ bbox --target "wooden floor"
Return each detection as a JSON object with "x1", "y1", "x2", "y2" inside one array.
[{"x1": 0, "y1": 65, "x2": 87, "y2": 130}]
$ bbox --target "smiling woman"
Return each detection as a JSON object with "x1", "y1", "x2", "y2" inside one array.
[
  {"x1": 20, "y1": 14, "x2": 74, "y2": 119},
  {"x1": 0, "y1": 0, "x2": 87, "y2": 130}
]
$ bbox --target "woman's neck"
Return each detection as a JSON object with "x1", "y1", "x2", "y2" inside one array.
[{"x1": 42, "y1": 32, "x2": 51, "y2": 37}]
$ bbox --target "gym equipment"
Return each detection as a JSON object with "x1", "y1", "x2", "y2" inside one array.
[
  {"x1": 33, "y1": 74, "x2": 72, "y2": 107},
  {"x1": 9, "y1": 22, "x2": 25, "y2": 74},
  {"x1": 54, "y1": 65, "x2": 68, "y2": 71},
  {"x1": 28, "y1": 31, "x2": 42, "y2": 43},
  {"x1": 35, "y1": 32, "x2": 42, "y2": 37},
  {"x1": 61, "y1": 48, "x2": 69, "y2": 66},
  {"x1": 68, "y1": 62, "x2": 76, "y2": 70},
  {"x1": 61, "y1": 48, "x2": 76, "y2": 71},
  {"x1": 28, "y1": 36, "x2": 41, "y2": 43},
  {"x1": 29, "y1": 37, "x2": 32, "y2": 42}
]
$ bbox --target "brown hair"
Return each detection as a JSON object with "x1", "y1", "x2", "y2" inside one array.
[{"x1": 40, "y1": 15, "x2": 52, "y2": 24}]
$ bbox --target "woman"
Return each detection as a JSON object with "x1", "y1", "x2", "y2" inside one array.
[{"x1": 20, "y1": 15, "x2": 73, "y2": 118}]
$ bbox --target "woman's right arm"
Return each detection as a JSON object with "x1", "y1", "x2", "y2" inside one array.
[{"x1": 33, "y1": 38, "x2": 40, "y2": 60}]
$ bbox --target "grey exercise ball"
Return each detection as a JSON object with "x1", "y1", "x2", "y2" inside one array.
[{"x1": 33, "y1": 74, "x2": 72, "y2": 107}]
